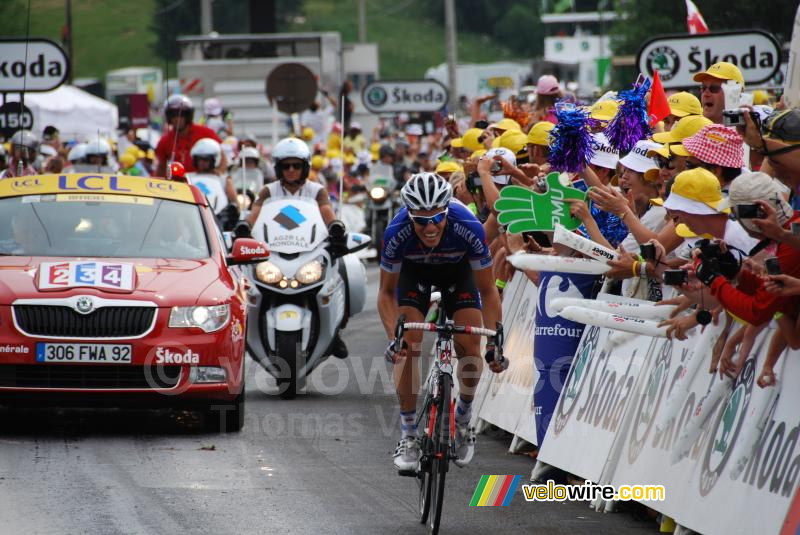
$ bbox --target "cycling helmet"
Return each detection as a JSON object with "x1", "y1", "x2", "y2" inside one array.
[
  {"x1": 164, "y1": 94, "x2": 195, "y2": 123},
  {"x1": 190, "y1": 137, "x2": 222, "y2": 168},
  {"x1": 273, "y1": 137, "x2": 311, "y2": 183},
  {"x1": 10, "y1": 130, "x2": 39, "y2": 153},
  {"x1": 401, "y1": 172, "x2": 452, "y2": 211},
  {"x1": 68, "y1": 143, "x2": 87, "y2": 163}
]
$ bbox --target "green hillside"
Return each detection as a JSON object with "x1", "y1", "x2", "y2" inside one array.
[{"x1": 1, "y1": 0, "x2": 521, "y2": 81}]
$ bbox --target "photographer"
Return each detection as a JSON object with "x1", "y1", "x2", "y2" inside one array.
[
  {"x1": 738, "y1": 108, "x2": 800, "y2": 201},
  {"x1": 697, "y1": 172, "x2": 800, "y2": 326}
]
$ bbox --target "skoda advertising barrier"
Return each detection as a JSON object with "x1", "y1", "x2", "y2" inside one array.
[
  {"x1": 0, "y1": 38, "x2": 70, "y2": 92},
  {"x1": 637, "y1": 30, "x2": 782, "y2": 89},
  {"x1": 362, "y1": 80, "x2": 448, "y2": 114}
]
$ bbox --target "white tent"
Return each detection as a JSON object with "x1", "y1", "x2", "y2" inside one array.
[{"x1": 2, "y1": 85, "x2": 118, "y2": 141}]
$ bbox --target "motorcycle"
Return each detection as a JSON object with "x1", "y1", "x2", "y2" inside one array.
[
  {"x1": 245, "y1": 197, "x2": 371, "y2": 398},
  {"x1": 187, "y1": 172, "x2": 240, "y2": 231},
  {"x1": 365, "y1": 177, "x2": 398, "y2": 253}
]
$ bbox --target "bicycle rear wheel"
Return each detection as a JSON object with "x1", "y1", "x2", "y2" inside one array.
[{"x1": 428, "y1": 375, "x2": 451, "y2": 535}]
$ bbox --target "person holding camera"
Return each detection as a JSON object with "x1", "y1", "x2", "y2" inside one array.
[{"x1": 693, "y1": 62, "x2": 744, "y2": 125}]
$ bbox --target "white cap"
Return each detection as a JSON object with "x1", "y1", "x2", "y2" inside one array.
[
  {"x1": 484, "y1": 147, "x2": 516, "y2": 185},
  {"x1": 204, "y1": 97, "x2": 222, "y2": 116},
  {"x1": 589, "y1": 133, "x2": 619, "y2": 170},
  {"x1": 350, "y1": 121, "x2": 362, "y2": 131},
  {"x1": 405, "y1": 123, "x2": 424, "y2": 136},
  {"x1": 618, "y1": 140, "x2": 660, "y2": 173}
]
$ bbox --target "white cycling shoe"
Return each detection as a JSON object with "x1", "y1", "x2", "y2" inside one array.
[
  {"x1": 454, "y1": 424, "x2": 476, "y2": 468},
  {"x1": 393, "y1": 436, "x2": 421, "y2": 472}
]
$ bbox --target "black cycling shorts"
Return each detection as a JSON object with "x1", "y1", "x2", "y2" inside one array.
[{"x1": 396, "y1": 259, "x2": 481, "y2": 317}]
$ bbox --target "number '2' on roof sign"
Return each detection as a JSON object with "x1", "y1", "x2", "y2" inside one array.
[
  {"x1": 362, "y1": 80, "x2": 449, "y2": 113},
  {"x1": 0, "y1": 38, "x2": 70, "y2": 92}
]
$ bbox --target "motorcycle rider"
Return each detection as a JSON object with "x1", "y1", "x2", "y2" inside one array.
[
  {"x1": 81, "y1": 139, "x2": 115, "y2": 173},
  {"x1": 378, "y1": 172, "x2": 504, "y2": 472},
  {"x1": 247, "y1": 136, "x2": 350, "y2": 359},
  {"x1": 0, "y1": 130, "x2": 39, "y2": 178},
  {"x1": 155, "y1": 94, "x2": 223, "y2": 177},
  {"x1": 187, "y1": 138, "x2": 239, "y2": 230}
]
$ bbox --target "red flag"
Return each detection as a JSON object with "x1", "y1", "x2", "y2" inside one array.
[
  {"x1": 685, "y1": 0, "x2": 709, "y2": 34},
  {"x1": 648, "y1": 71, "x2": 671, "y2": 127}
]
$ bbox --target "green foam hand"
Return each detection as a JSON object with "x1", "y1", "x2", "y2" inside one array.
[{"x1": 494, "y1": 172, "x2": 587, "y2": 233}]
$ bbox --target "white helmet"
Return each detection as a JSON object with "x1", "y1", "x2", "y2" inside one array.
[
  {"x1": 239, "y1": 146, "x2": 260, "y2": 160},
  {"x1": 191, "y1": 137, "x2": 222, "y2": 168},
  {"x1": 68, "y1": 143, "x2": 87, "y2": 163},
  {"x1": 273, "y1": 137, "x2": 311, "y2": 182},
  {"x1": 401, "y1": 172, "x2": 452, "y2": 211},
  {"x1": 84, "y1": 139, "x2": 111, "y2": 157}
]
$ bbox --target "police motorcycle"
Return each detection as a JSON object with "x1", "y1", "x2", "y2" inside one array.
[
  {"x1": 230, "y1": 146, "x2": 265, "y2": 222},
  {"x1": 242, "y1": 139, "x2": 371, "y2": 399},
  {"x1": 186, "y1": 138, "x2": 240, "y2": 231},
  {"x1": 365, "y1": 158, "x2": 399, "y2": 251}
]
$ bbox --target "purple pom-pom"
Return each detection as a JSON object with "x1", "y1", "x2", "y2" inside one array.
[
  {"x1": 604, "y1": 80, "x2": 652, "y2": 153},
  {"x1": 547, "y1": 103, "x2": 594, "y2": 174}
]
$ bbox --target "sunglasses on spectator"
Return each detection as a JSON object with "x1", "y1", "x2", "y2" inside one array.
[
  {"x1": 700, "y1": 84, "x2": 722, "y2": 94},
  {"x1": 656, "y1": 157, "x2": 675, "y2": 170},
  {"x1": 409, "y1": 209, "x2": 447, "y2": 227},
  {"x1": 280, "y1": 162, "x2": 304, "y2": 170}
]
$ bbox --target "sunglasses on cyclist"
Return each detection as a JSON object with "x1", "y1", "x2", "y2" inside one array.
[
  {"x1": 700, "y1": 84, "x2": 722, "y2": 94},
  {"x1": 409, "y1": 209, "x2": 447, "y2": 227},
  {"x1": 280, "y1": 162, "x2": 304, "y2": 170}
]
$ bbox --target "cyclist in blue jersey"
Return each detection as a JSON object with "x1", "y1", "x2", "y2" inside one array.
[{"x1": 378, "y1": 172, "x2": 505, "y2": 473}]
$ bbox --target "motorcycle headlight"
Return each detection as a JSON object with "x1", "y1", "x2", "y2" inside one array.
[
  {"x1": 295, "y1": 259, "x2": 324, "y2": 285},
  {"x1": 255, "y1": 261, "x2": 283, "y2": 284},
  {"x1": 169, "y1": 304, "x2": 230, "y2": 333},
  {"x1": 237, "y1": 193, "x2": 251, "y2": 210},
  {"x1": 370, "y1": 187, "x2": 387, "y2": 201}
]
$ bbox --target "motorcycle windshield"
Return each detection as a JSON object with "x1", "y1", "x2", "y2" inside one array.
[
  {"x1": 187, "y1": 173, "x2": 227, "y2": 214},
  {"x1": 252, "y1": 197, "x2": 328, "y2": 253}
]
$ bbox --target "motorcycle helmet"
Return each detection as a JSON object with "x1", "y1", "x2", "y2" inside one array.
[
  {"x1": 68, "y1": 143, "x2": 87, "y2": 163},
  {"x1": 10, "y1": 130, "x2": 39, "y2": 158},
  {"x1": 273, "y1": 137, "x2": 311, "y2": 184},
  {"x1": 164, "y1": 94, "x2": 195, "y2": 124},
  {"x1": 84, "y1": 139, "x2": 112, "y2": 164},
  {"x1": 190, "y1": 137, "x2": 222, "y2": 168}
]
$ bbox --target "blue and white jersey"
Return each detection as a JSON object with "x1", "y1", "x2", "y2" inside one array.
[{"x1": 380, "y1": 199, "x2": 492, "y2": 273}]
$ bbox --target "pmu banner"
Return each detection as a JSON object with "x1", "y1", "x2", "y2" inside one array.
[{"x1": 532, "y1": 272, "x2": 598, "y2": 445}]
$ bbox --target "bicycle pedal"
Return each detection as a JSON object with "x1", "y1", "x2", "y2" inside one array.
[{"x1": 397, "y1": 469, "x2": 418, "y2": 478}]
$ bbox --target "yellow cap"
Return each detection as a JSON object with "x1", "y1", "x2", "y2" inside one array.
[
  {"x1": 491, "y1": 137, "x2": 501, "y2": 148},
  {"x1": 450, "y1": 137, "x2": 465, "y2": 148},
  {"x1": 652, "y1": 115, "x2": 713, "y2": 143},
  {"x1": 674, "y1": 224, "x2": 716, "y2": 239},
  {"x1": 461, "y1": 128, "x2": 484, "y2": 151},
  {"x1": 644, "y1": 168, "x2": 660, "y2": 183},
  {"x1": 343, "y1": 153, "x2": 356, "y2": 165},
  {"x1": 302, "y1": 127, "x2": 315, "y2": 141},
  {"x1": 125, "y1": 145, "x2": 140, "y2": 155},
  {"x1": 589, "y1": 100, "x2": 619, "y2": 121},
  {"x1": 663, "y1": 168, "x2": 729, "y2": 215},
  {"x1": 435, "y1": 160, "x2": 463, "y2": 174},
  {"x1": 527, "y1": 121, "x2": 555, "y2": 146},
  {"x1": 488, "y1": 118, "x2": 522, "y2": 133},
  {"x1": 498, "y1": 129, "x2": 529, "y2": 155},
  {"x1": 646, "y1": 143, "x2": 672, "y2": 159},
  {"x1": 692, "y1": 62, "x2": 744, "y2": 86},
  {"x1": 327, "y1": 135, "x2": 341, "y2": 149},
  {"x1": 667, "y1": 92, "x2": 702, "y2": 117},
  {"x1": 669, "y1": 144, "x2": 690, "y2": 157},
  {"x1": 470, "y1": 149, "x2": 487, "y2": 159},
  {"x1": 649, "y1": 197, "x2": 664, "y2": 206},
  {"x1": 326, "y1": 148, "x2": 341, "y2": 159},
  {"x1": 119, "y1": 153, "x2": 136, "y2": 169},
  {"x1": 311, "y1": 155, "x2": 326, "y2": 170},
  {"x1": 752, "y1": 90, "x2": 769, "y2": 105},
  {"x1": 146, "y1": 149, "x2": 155, "y2": 160}
]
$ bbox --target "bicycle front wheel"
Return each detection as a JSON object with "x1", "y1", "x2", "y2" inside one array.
[
  {"x1": 417, "y1": 397, "x2": 434, "y2": 524},
  {"x1": 428, "y1": 375, "x2": 451, "y2": 535}
]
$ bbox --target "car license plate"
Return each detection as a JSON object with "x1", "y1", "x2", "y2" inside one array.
[{"x1": 36, "y1": 343, "x2": 132, "y2": 364}]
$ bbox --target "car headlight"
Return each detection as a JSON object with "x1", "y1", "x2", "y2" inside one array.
[
  {"x1": 370, "y1": 187, "x2": 387, "y2": 201},
  {"x1": 255, "y1": 261, "x2": 283, "y2": 284},
  {"x1": 169, "y1": 304, "x2": 230, "y2": 333},
  {"x1": 295, "y1": 259, "x2": 324, "y2": 285}
]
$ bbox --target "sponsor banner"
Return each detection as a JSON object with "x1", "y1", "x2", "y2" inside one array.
[
  {"x1": 476, "y1": 274, "x2": 539, "y2": 439},
  {"x1": 361, "y1": 80, "x2": 448, "y2": 113},
  {"x1": 610, "y1": 325, "x2": 797, "y2": 535},
  {"x1": 0, "y1": 174, "x2": 196, "y2": 203},
  {"x1": 0, "y1": 38, "x2": 69, "y2": 92},
  {"x1": 38, "y1": 261, "x2": 136, "y2": 292}
]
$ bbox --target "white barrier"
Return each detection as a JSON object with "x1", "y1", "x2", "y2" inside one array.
[{"x1": 472, "y1": 272, "x2": 800, "y2": 533}]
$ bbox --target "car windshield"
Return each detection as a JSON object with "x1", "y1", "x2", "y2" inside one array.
[{"x1": 0, "y1": 194, "x2": 210, "y2": 259}]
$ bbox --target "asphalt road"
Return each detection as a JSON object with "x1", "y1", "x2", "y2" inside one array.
[{"x1": 0, "y1": 266, "x2": 654, "y2": 534}]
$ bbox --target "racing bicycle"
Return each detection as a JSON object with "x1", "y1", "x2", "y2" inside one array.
[{"x1": 392, "y1": 305, "x2": 504, "y2": 535}]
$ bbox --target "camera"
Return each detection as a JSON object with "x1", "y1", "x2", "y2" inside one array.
[
  {"x1": 466, "y1": 171, "x2": 482, "y2": 191},
  {"x1": 722, "y1": 109, "x2": 759, "y2": 128},
  {"x1": 764, "y1": 257, "x2": 782, "y2": 276},
  {"x1": 695, "y1": 238, "x2": 721, "y2": 259},
  {"x1": 640, "y1": 243, "x2": 656, "y2": 261},
  {"x1": 735, "y1": 203, "x2": 766, "y2": 219},
  {"x1": 663, "y1": 269, "x2": 689, "y2": 286},
  {"x1": 491, "y1": 160, "x2": 503, "y2": 174}
]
